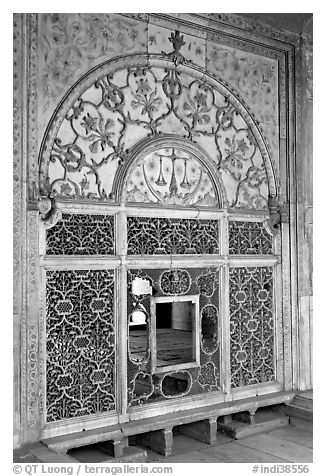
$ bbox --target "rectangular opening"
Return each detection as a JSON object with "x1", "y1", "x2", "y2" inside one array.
[{"x1": 151, "y1": 295, "x2": 200, "y2": 373}]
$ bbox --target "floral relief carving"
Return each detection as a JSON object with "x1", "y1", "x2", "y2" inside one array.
[
  {"x1": 229, "y1": 267, "x2": 274, "y2": 388},
  {"x1": 127, "y1": 217, "x2": 219, "y2": 255},
  {"x1": 39, "y1": 13, "x2": 148, "y2": 120},
  {"x1": 207, "y1": 42, "x2": 278, "y2": 125},
  {"x1": 229, "y1": 221, "x2": 273, "y2": 255},
  {"x1": 127, "y1": 267, "x2": 221, "y2": 406},
  {"x1": 206, "y1": 41, "x2": 279, "y2": 174},
  {"x1": 46, "y1": 214, "x2": 115, "y2": 255},
  {"x1": 46, "y1": 269, "x2": 115, "y2": 421},
  {"x1": 197, "y1": 361, "x2": 220, "y2": 391},
  {"x1": 43, "y1": 54, "x2": 273, "y2": 209}
]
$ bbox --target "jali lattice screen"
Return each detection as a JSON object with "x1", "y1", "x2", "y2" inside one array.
[
  {"x1": 229, "y1": 266, "x2": 274, "y2": 388},
  {"x1": 46, "y1": 269, "x2": 115, "y2": 421}
]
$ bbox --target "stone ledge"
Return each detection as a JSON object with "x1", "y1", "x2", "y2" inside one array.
[{"x1": 41, "y1": 391, "x2": 295, "y2": 454}]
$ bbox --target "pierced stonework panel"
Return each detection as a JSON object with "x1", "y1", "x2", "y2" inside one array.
[
  {"x1": 127, "y1": 217, "x2": 219, "y2": 255},
  {"x1": 229, "y1": 221, "x2": 272, "y2": 255},
  {"x1": 201, "y1": 304, "x2": 219, "y2": 355},
  {"x1": 127, "y1": 267, "x2": 221, "y2": 407},
  {"x1": 40, "y1": 54, "x2": 274, "y2": 210},
  {"x1": 160, "y1": 269, "x2": 191, "y2": 295},
  {"x1": 39, "y1": 13, "x2": 148, "y2": 126},
  {"x1": 206, "y1": 40, "x2": 279, "y2": 174},
  {"x1": 197, "y1": 361, "x2": 220, "y2": 391},
  {"x1": 46, "y1": 214, "x2": 115, "y2": 255},
  {"x1": 229, "y1": 267, "x2": 274, "y2": 388},
  {"x1": 125, "y1": 147, "x2": 218, "y2": 207},
  {"x1": 46, "y1": 269, "x2": 115, "y2": 421}
]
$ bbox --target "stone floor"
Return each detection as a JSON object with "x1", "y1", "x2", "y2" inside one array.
[{"x1": 14, "y1": 423, "x2": 313, "y2": 464}]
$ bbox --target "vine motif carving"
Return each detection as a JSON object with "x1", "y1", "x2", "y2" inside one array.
[
  {"x1": 46, "y1": 214, "x2": 115, "y2": 255},
  {"x1": 13, "y1": 13, "x2": 23, "y2": 316},
  {"x1": 229, "y1": 220, "x2": 273, "y2": 254},
  {"x1": 128, "y1": 372, "x2": 154, "y2": 405},
  {"x1": 23, "y1": 211, "x2": 41, "y2": 436},
  {"x1": 201, "y1": 305, "x2": 219, "y2": 355},
  {"x1": 197, "y1": 270, "x2": 219, "y2": 297},
  {"x1": 46, "y1": 269, "x2": 115, "y2": 421},
  {"x1": 127, "y1": 267, "x2": 221, "y2": 406},
  {"x1": 40, "y1": 13, "x2": 147, "y2": 113},
  {"x1": 160, "y1": 269, "x2": 191, "y2": 295},
  {"x1": 27, "y1": 324, "x2": 39, "y2": 428},
  {"x1": 197, "y1": 361, "x2": 220, "y2": 391},
  {"x1": 41, "y1": 49, "x2": 272, "y2": 209},
  {"x1": 229, "y1": 267, "x2": 274, "y2": 388},
  {"x1": 127, "y1": 217, "x2": 219, "y2": 255},
  {"x1": 27, "y1": 14, "x2": 39, "y2": 186}
]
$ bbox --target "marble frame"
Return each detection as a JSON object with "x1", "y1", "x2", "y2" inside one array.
[{"x1": 13, "y1": 12, "x2": 302, "y2": 446}]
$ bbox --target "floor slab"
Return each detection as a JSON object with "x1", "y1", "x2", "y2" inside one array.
[
  {"x1": 200, "y1": 441, "x2": 290, "y2": 463},
  {"x1": 238, "y1": 434, "x2": 313, "y2": 462}
]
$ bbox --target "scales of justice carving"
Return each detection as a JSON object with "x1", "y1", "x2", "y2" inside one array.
[
  {"x1": 125, "y1": 147, "x2": 218, "y2": 206},
  {"x1": 40, "y1": 30, "x2": 273, "y2": 210}
]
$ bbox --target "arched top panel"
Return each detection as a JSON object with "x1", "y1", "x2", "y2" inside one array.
[
  {"x1": 114, "y1": 135, "x2": 225, "y2": 208},
  {"x1": 39, "y1": 52, "x2": 277, "y2": 210}
]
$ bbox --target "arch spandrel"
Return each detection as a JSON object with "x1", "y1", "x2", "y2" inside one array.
[{"x1": 39, "y1": 54, "x2": 277, "y2": 210}]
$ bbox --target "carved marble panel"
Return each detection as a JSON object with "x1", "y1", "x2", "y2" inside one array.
[
  {"x1": 229, "y1": 221, "x2": 273, "y2": 255},
  {"x1": 46, "y1": 213, "x2": 115, "y2": 255},
  {"x1": 127, "y1": 217, "x2": 219, "y2": 255},
  {"x1": 127, "y1": 267, "x2": 221, "y2": 406},
  {"x1": 125, "y1": 147, "x2": 218, "y2": 207},
  {"x1": 206, "y1": 41, "x2": 279, "y2": 174},
  {"x1": 206, "y1": 42, "x2": 278, "y2": 125},
  {"x1": 229, "y1": 267, "x2": 274, "y2": 388},
  {"x1": 46, "y1": 269, "x2": 115, "y2": 421},
  {"x1": 43, "y1": 58, "x2": 272, "y2": 210},
  {"x1": 148, "y1": 23, "x2": 206, "y2": 68},
  {"x1": 39, "y1": 13, "x2": 148, "y2": 131}
]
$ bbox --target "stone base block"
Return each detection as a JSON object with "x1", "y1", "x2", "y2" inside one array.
[{"x1": 178, "y1": 418, "x2": 217, "y2": 445}]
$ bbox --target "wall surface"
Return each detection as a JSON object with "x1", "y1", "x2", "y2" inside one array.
[
  {"x1": 296, "y1": 19, "x2": 313, "y2": 390},
  {"x1": 13, "y1": 12, "x2": 313, "y2": 448}
]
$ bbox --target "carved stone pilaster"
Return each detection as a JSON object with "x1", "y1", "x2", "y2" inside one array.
[
  {"x1": 27, "y1": 14, "x2": 39, "y2": 187},
  {"x1": 25, "y1": 210, "x2": 41, "y2": 441},
  {"x1": 13, "y1": 12, "x2": 25, "y2": 449}
]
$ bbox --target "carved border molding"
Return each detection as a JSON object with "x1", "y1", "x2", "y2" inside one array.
[
  {"x1": 148, "y1": 13, "x2": 300, "y2": 47},
  {"x1": 27, "y1": 14, "x2": 39, "y2": 197},
  {"x1": 13, "y1": 13, "x2": 25, "y2": 448}
]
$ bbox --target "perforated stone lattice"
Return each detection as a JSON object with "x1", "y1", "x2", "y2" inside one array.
[
  {"x1": 46, "y1": 269, "x2": 115, "y2": 421},
  {"x1": 44, "y1": 210, "x2": 276, "y2": 419},
  {"x1": 229, "y1": 266, "x2": 274, "y2": 388},
  {"x1": 46, "y1": 213, "x2": 115, "y2": 255},
  {"x1": 229, "y1": 220, "x2": 272, "y2": 254},
  {"x1": 127, "y1": 217, "x2": 219, "y2": 255},
  {"x1": 127, "y1": 267, "x2": 221, "y2": 406}
]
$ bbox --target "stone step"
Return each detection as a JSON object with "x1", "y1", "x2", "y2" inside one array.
[
  {"x1": 286, "y1": 391, "x2": 313, "y2": 430},
  {"x1": 290, "y1": 396, "x2": 313, "y2": 412},
  {"x1": 286, "y1": 404, "x2": 313, "y2": 419},
  {"x1": 217, "y1": 411, "x2": 289, "y2": 440}
]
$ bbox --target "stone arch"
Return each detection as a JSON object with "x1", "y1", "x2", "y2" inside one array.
[{"x1": 38, "y1": 53, "x2": 277, "y2": 210}]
